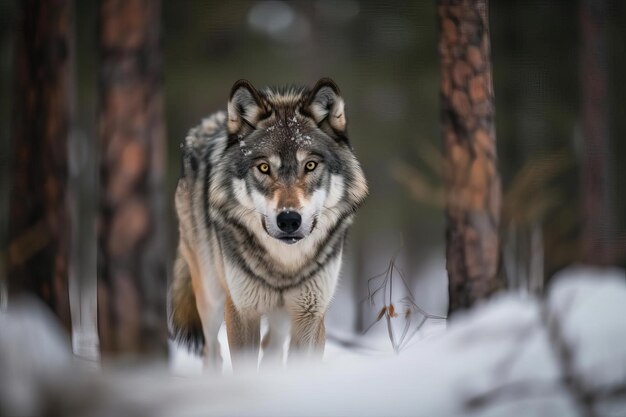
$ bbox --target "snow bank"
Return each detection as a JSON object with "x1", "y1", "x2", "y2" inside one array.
[{"x1": 1, "y1": 266, "x2": 625, "y2": 417}]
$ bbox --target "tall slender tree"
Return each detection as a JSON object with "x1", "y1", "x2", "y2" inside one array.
[
  {"x1": 580, "y1": 0, "x2": 613, "y2": 265},
  {"x1": 437, "y1": 0, "x2": 503, "y2": 314},
  {"x1": 97, "y1": 0, "x2": 168, "y2": 356},
  {"x1": 8, "y1": 0, "x2": 73, "y2": 330}
]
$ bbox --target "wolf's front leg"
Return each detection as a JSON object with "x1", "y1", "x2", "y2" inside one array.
[
  {"x1": 224, "y1": 295, "x2": 260, "y2": 371},
  {"x1": 285, "y1": 289, "x2": 328, "y2": 360},
  {"x1": 289, "y1": 313, "x2": 325, "y2": 360},
  {"x1": 260, "y1": 309, "x2": 290, "y2": 368},
  {"x1": 199, "y1": 295, "x2": 225, "y2": 371}
]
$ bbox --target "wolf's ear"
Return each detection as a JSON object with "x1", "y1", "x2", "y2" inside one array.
[
  {"x1": 227, "y1": 79, "x2": 267, "y2": 135},
  {"x1": 305, "y1": 78, "x2": 347, "y2": 137}
]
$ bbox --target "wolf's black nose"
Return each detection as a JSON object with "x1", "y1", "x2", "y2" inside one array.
[{"x1": 277, "y1": 211, "x2": 301, "y2": 233}]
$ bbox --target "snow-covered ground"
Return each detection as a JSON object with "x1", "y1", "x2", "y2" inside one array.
[{"x1": 1, "y1": 265, "x2": 625, "y2": 416}]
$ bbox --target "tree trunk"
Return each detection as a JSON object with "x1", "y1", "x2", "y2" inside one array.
[
  {"x1": 8, "y1": 0, "x2": 73, "y2": 331},
  {"x1": 580, "y1": 0, "x2": 613, "y2": 265},
  {"x1": 97, "y1": 0, "x2": 168, "y2": 357},
  {"x1": 437, "y1": 0, "x2": 503, "y2": 314}
]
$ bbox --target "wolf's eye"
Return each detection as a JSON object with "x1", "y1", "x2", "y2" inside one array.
[
  {"x1": 258, "y1": 163, "x2": 270, "y2": 174},
  {"x1": 305, "y1": 161, "x2": 317, "y2": 172}
]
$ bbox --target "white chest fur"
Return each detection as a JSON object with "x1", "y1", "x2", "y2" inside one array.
[{"x1": 223, "y1": 246, "x2": 343, "y2": 316}]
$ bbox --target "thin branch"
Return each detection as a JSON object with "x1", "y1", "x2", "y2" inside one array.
[
  {"x1": 465, "y1": 379, "x2": 563, "y2": 410},
  {"x1": 540, "y1": 300, "x2": 598, "y2": 417},
  {"x1": 362, "y1": 249, "x2": 447, "y2": 353}
]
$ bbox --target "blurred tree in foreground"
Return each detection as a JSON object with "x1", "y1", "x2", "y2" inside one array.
[
  {"x1": 437, "y1": 0, "x2": 503, "y2": 314},
  {"x1": 8, "y1": 0, "x2": 73, "y2": 330},
  {"x1": 97, "y1": 0, "x2": 168, "y2": 357}
]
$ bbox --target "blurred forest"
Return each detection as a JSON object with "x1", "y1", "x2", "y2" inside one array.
[{"x1": 1, "y1": 0, "x2": 626, "y2": 346}]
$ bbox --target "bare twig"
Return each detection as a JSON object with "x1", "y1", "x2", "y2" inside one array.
[
  {"x1": 465, "y1": 379, "x2": 563, "y2": 410},
  {"x1": 324, "y1": 332, "x2": 380, "y2": 353},
  {"x1": 540, "y1": 299, "x2": 598, "y2": 417},
  {"x1": 463, "y1": 292, "x2": 626, "y2": 415},
  {"x1": 465, "y1": 373, "x2": 626, "y2": 413},
  {"x1": 362, "y1": 249, "x2": 446, "y2": 353}
]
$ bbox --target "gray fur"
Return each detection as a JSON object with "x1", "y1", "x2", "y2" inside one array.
[{"x1": 169, "y1": 79, "x2": 368, "y2": 365}]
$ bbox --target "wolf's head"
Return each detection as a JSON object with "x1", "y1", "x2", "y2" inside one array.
[{"x1": 222, "y1": 78, "x2": 367, "y2": 246}]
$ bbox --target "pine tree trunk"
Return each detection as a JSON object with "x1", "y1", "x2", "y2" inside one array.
[
  {"x1": 8, "y1": 0, "x2": 73, "y2": 330},
  {"x1": 437, "y1": 0, "x2": 503, "y2": 314},
  {"x1": 580, "y1": 0, "x2": 613, "y2": 265},
  {"x1": 97, "y1": 0, "x2": 167, "y2": 357}
]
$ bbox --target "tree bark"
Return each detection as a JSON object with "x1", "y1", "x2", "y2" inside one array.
[
  {"x1": 8, "y1": 0, "x2": 73, "y2": 331},
  {"x1": 580, "y1": 0, "x2": 613, "y2": 266},
  {"x1": 97, "y1": 0, "x2": 168, "y2": 357},
  {"x1": 437, "y1": 0, "x2": 503, "y2": 314}
]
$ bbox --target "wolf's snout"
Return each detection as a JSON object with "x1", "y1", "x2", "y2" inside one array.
[{"x1": 277, "y1": 211, "x2": 301, "y2": 233}]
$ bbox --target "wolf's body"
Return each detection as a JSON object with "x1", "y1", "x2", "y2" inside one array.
[{"x1": 169, "y1": 79, "x2": 367, "y2": 369}]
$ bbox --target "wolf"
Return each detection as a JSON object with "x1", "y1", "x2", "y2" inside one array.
[{"x1": 169, "y1": 78, "x2": 368, "y2": 370}]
